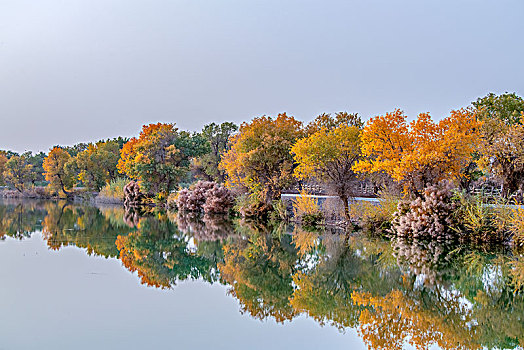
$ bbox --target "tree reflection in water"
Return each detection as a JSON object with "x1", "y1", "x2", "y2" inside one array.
[{"x1": 1, "y1": 199, "x2": 523, "y2": 349}]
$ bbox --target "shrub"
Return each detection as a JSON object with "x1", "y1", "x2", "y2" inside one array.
[
  {"x1": 166, "y1": 191, "x2": 178, "y2": 209},
  {"x1": 123, "y1": 181, "x2": 144, "y2": 207},
  {"x1": 393, "y1": 182, "x2": 458, "y2": 240},
  {"x1": 175, "y1": 180, "x2": 233, "y2": 214},
  {"x1": 452, "y1": 192, "x2": 511, "y2": 243},
  {"x1": 202, "y1": 185, "x2": 234, "y2": 214},
  {"x1": 175, "y1": 181, "x2": 215, "y2": 211},
  {"x1": 34, "y1": 186, "x2": 50, "y2": 198},
  {"x1": 351, "y1": 190, "x2": 399, "y2": 235},
  {"x1": 175, "y1": 188, "x2": 191, "y2": 210},
  {"x1": 271, "y1": 199, "x2": 291, "y2": 223},
  {"x1": 510, "y1": 205, "x2": 524, "y2": 248},
  {"x1": 457, "y1": 194, "x2": 495, "y2": 239}
]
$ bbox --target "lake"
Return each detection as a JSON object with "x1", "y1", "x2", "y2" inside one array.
[{"x1": 0, "y1": 199, "x2": 522, "y2": 350}]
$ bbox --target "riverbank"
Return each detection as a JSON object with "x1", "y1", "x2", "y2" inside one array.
[{"x1": 0, "y1": 188, "x2": 123, "y2": 205}]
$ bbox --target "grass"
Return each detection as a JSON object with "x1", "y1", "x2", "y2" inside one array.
[
  {"x1": 98, "y1": 178, "x2": 127, "y2": 201},
  {"x1": 510, "y1": 205, "x2": 524, "y2": 248},
  {"x1": 350, "y1": 190, "x2": 399, "y2": 235},
  {"x1": 453, "y1": 192, "x2": 512, "y2": 243},
  {"x1": 292, "y1": 191, "x2": 323, "y2": 227}
]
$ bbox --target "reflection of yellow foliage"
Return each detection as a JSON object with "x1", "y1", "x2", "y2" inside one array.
[
  {"x1": 99, "y1": 206, "x2": 127, "y2": 227},
  {"x1": 115, "y1": 232, "x2": 170, "y2": 289},
  {"x1": 291, "y1": 271, "x2": 362, "y2": 330},
  {"x1": 292, "y1": 228, "x2": 318, "y2": 257},
  {"x1": 509, "y1": 257, "x2": 524, "y2": 293},
  {"x1": 218, "y1": 237, "x2": 298, "y2": 323},
  {"x1": 352, "y1": 290, "x2": 480, "y2": 350}
]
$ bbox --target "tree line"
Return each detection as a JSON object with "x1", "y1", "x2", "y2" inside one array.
[{"x1": 1, "y1": 92, "x2": 523, "y2": 214}]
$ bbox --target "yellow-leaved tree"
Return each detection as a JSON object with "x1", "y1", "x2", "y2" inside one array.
[
  {"x1": 4, "y1": 154, "x2": 33, "y2": 192},
  {"x1": 0, "y1": 153, "x2": 9, "y2": 186},
  {"x1": 220, "y1": 113, "x2": 304, "y2": 209},
  {"x1": 43, "y1": 147, "x2": 75, "y2": 195},
  {"x1": 353, "y1": 109, "x2": 480, "y2": 197},
  {"x1": 70, "y1": 140, "x2": 121, "y2": 191},
  {"x1": 291, "y1": 124, "x2": 361, "y2": 220}
]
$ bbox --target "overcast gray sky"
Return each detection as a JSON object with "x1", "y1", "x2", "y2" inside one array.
[{"x1": 1, "y1": 0, "x2": 523, "y2": 153}]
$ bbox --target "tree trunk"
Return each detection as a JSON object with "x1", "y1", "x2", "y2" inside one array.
[{"x1": 340, "y1": 194, "x2": 351, "y2": 222}]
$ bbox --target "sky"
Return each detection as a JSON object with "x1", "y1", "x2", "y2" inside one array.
[{"x1": 1, "y1": 0, "x2": 523, "y2": 153}]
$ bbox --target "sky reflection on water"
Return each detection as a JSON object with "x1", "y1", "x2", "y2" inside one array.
[{"x1": 0, "y1": 233, "x2": 361, "y2": 350}]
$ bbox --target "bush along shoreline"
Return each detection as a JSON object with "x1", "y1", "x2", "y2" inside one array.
[{"x1": 347, "y1": 182, "x2": 523, "y2": 250}]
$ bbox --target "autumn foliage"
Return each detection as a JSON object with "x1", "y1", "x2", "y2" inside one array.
[
  {"x1": 292, "y1": 124, "x2": 361, "y2": 218},
  {"x1": 220, "y1": 113, "x2": 304, "y2": 205},
  {"x1": 117, "y1": 123, "x2": 206, "y2": 195},
  {"x1": 72, "y1": 140, "x2": 121, "y2": 191},
  {"x1": 43, "y1": 147, "x2": 74, "y2": 195},
  {"x1": 353, "y1": 109, "x2": 481, "y2": 196}
]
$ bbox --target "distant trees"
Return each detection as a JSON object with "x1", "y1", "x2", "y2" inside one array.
[
  {"x1": 1, "y1": 92, "x2": 524, "y2": 209},
  {"x1": 305, "y1": 111, "x2": 363, "y2": 135},
  {"x1": 193, "y1": 122, "x2": 238, "y2": 182},
  {"x1": 0, "y1": 151, "x2": 45, "y2": 190},
  {"x1": 0, "y1": 153, "x2": 7, "y2": 186},
  {"x1": 26, "y1": 152, "x2": 46, "y2": 185},
  {"x1": 4, "y1": 154, "x2": 33, "y2": 192},
  {"x1": 473, "y1": 92, "x2": 524, "y2": 125}
]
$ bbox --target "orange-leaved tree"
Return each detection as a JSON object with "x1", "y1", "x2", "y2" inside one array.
[
  {"x1": 43, "y1": 147, "x2": 75, "y2": 195},
  {"x1": 291, "y1": 124, "x2": 361, "y2": 220},
  {"x1": 220, "y1": 113, "x2": 304, "y2": 206},
  {"x1": 117, "y1": 123, "x2": 207, "y2": 196},
  {"x1": 353, "y1": 109, "x2": 480, "y2": 197}
]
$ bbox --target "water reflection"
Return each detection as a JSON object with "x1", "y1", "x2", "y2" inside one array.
[
  {"x1": 116, "y1": 214, "x2": 218, "y2": 288},
  {"x1": 0, "y1": 200, "x2": 523, "y2": 349}
]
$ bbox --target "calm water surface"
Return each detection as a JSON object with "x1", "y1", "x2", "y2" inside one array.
[{"x1": 0, "y1": 200, "x2": 522, "y2": 350}]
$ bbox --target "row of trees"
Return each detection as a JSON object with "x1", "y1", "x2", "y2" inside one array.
[
  {"x1": 0, "y1": 122, "x2": 238, "y2": 197},
  {"x1": 0, "y1": 151, "x2": 46, "y2": 191},
  {"x1": 219, "y1": 93, "x2": 524, "y2": 220},
  {"x1": 2, "y1": 92, "x2": 523, "y2": 213}
]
